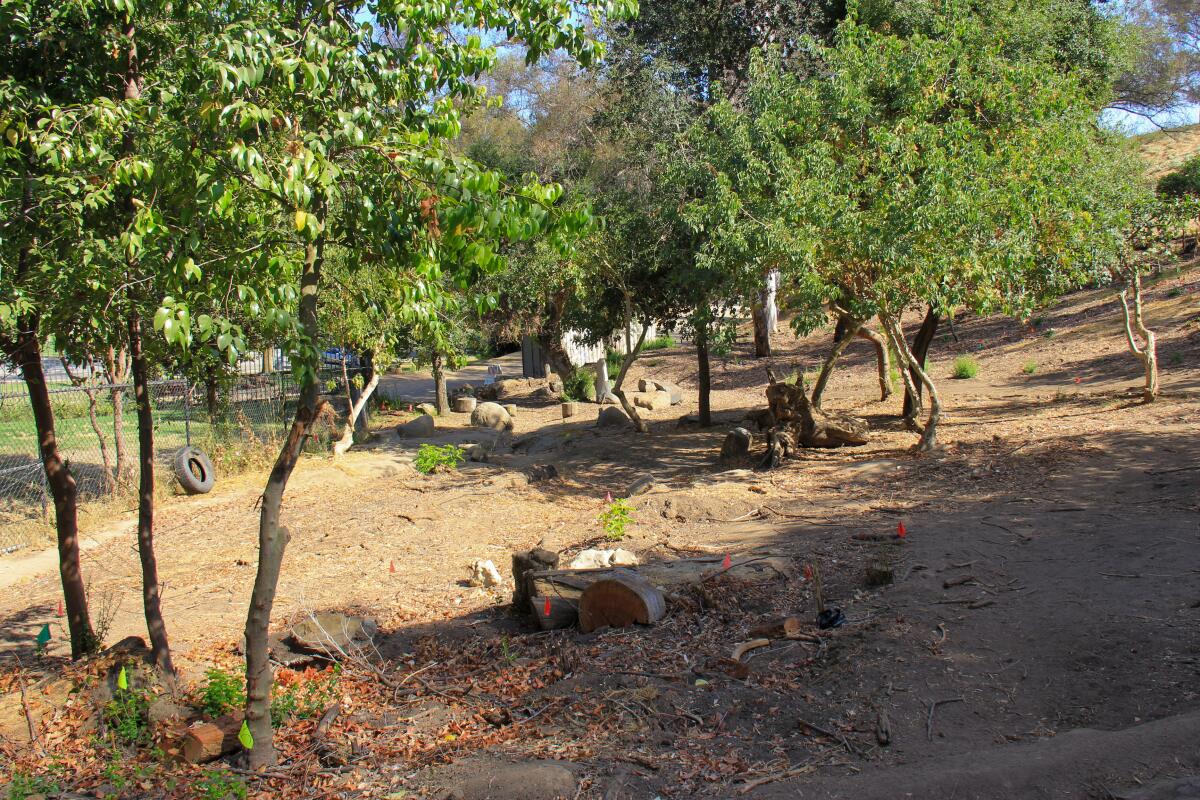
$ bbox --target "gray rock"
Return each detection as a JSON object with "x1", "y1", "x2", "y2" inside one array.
[
  {"x1": 147, "y1": 697, "x2": 187, "y2": 725},
  {"x1": 596, "y1": 406, "x2": 633, "y2": 429},
  {"x1": 637, "y1": 377, "x2": 656, "y2": 393},
  {"x1": 719, "y1": 427, "x2": 754, "y2": 465},
  {"x1": 627, "y1": 473, "x2": 656, "y2": 496},
  {"x1": 471, "y1": 401, "x2": 513, "y2": 431},
  {"x1": 653, "y1": 380, "x2": 684, "y2": 405},
  {"x1": 289, "y1": 613, "x2": 377, "y2": 655},
  {"x1": 398, "y1": 414, "x2": 436, "y2": 437},
  {"x1": 416, "y1": 402, "x2": 438, "y2": 416}
]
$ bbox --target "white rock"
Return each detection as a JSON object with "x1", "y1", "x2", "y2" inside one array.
[
  {"x1": 468, "y1": 559, "x2": 502, "y2": 587},
  {"x1": 567, "y1": 548, "x2": 640, "y2": 570}
]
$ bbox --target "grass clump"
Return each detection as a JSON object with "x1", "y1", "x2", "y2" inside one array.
[
  {"x1": 1022, "y1": 361, "x2": 1038, "y2": 375},
  {"x1": 198, "y1": 665, "x2": 339, "y2": 727},
  {"x1": 951, "y1": 356, "x2": 979, "y2": 379},
  {"x1": 643, "y1": 335, "x2": 676, "y2": 351},
  {"x1": 414, "y1": 443, "x2": 466, "y2": 474},
  {"x1": 598, "y1": 498, "x2": 635, "y2": 541},
  {"x1": 194, "y1": 768, "x2": 248, "y2": 800}
]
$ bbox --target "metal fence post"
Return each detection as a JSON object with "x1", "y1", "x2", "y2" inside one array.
[{"x1": 183, "y1": 378, "x2": 192, "y2": 447}]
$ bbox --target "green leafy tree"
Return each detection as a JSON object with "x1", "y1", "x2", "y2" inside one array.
[{"x1": 684, "y1": 0, "x2": 1135, "y2": 450}]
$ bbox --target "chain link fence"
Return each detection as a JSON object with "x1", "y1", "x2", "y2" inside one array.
[{"x1": 0, "y1": 359, "x2": 358, "y2": 555}]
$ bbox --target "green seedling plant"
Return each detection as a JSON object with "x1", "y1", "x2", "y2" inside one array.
[
  {"x1": 952, "y1": 357, "x2": 979, "y2": 379},
  {"x1": 1023, "y1": 361, "x2": 1038, "y2": 374},
  {"x1": 599, "y1": 498, "x2": 635, "y2": 541},
  {"x1": 414, "y1": 444, "x2": 466, "y2": 474},
  {"x1": 194, "y1": 768, "x2": 248, "y2": 800}
]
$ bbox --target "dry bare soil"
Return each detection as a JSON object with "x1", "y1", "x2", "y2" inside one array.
[{"x1": 1, "y1": 266, "x2": 1198, "y2": 799}]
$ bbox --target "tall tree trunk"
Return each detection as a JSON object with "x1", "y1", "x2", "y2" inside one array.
[
  {"x1": 128, "y1": 312, "x2": 174, "y2": 674},
  {"x1": 432, "y1": 352, "x2": 449, "y2": 415},
  {"x1": 105, "y1": 346, "x2": 134, "y2": 486},
  {"x1": 13, "y1": 329, "x2": 96, "y2": 658},
  {"x1": 696, "y1": 314, "x2": 712, "y2": 427},
  {"x1": 751, "y1": 304, "x2": 772, "y2": 358},
  {"x1": 811, "y1": 316, "x2": 861, "y2": 409},
  {"x1": 62, "y1": 358, "x2": 116, "y2": 495},
  {"x1": 244, "y1": 224, "x2": 324, "y2": 768},
  {"x1": 205, "y1": 362, "x2": 220, "y2": 422},
  {"x1": 902, "y1": 307, "x2": 939, "y2": 420},
  {"x1": 882, "y1": 313, "x2": 941, "y2": 451},
  {"x1": 1119, "y1": 272, "x2": 1159, "y2": 402}
]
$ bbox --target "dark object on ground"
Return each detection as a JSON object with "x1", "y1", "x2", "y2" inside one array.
[
  {"x1": 817, "y1": 608, "x2": 845, "y2": 629},
  {"x1": 578, "y1": 569, "x2": 666, "y2": 633},
  {"x1": 173, "y1": 446, "x2": 215, "y2": 494},
  {"x1": 531, "y1": 595, "x2": 578, "y2": 630},
  {"x1": 512, "y1": 548, "x2": 560, "y2": 611}
]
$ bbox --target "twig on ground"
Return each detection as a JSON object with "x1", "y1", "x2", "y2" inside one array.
[
  {"x1": 739, "y1": 763, "x2": 815, "y2": 793},
  {"x1": 925, "y1": 697, "x2": 964, "y2": 741}
]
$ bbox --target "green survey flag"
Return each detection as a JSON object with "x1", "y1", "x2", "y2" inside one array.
[
  {"x1": 117, "y1": 666, "x2": 129, "y2": 690},
  {"x1": 35, "y1": 624, "x2": 50, "y2": 647},
  {"x1": 238, "y1": 720, "x2": 254, "y2": 749}
]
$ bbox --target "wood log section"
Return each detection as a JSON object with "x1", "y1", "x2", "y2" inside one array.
[
  {"x1": 531, "y1": 595, "x2": 578, "y2": 630},
  {"x1": 526, "y1": 555, "x2": 790, "y2": 608},
  {"x1": 181, "y1": 712, "x2": 245, "y2": 764},
  {"x1": 748, "y1": 617, "x2": 804, "y2": 640},
  {"x1": 578, "y1": 570, "x2": 666, "y2": 633},
  {"x1": 512, "y1": 548, "x2": 560, "y2": 612}
]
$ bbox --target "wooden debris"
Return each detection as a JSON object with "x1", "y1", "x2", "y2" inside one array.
[
  {"x1": 180, "y1": 712, "x2": 245, "y2": 764},
  {"x1": 531, "y1": 595, "x2": 578, "y2": 630},
  {"x1": 943, "y1": 575, "x2": 976, "y2": 589},
  {"x1": 748, "y1": 617, "x2": 803, "y2": 640},
  {"x1": 578, "y1": 570, "x2": 666, "y2": 633},
  {"x1": 708, "y1": 657, "x2": 751, "y2": 680},
  {"x1": 512, "y1": 547, "x2": 560, "y2": 612},
  {"x1": 526, "y1": 554, "x2": 790, "y2": 605},
  {"x1": 875, "y1": 709, "x2": 891, "y2": 746},
  {"x1": 731, "y1": 638, "x2": 770, "y2": 662}
]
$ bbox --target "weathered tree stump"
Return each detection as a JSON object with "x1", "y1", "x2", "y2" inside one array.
[
  {"x1": 453, "y1": 396, "x2": 477, "y2": 413},
  {"x1": 512, "y1": 548, "x2": 560, "y2": 612},
  {"x1": 758, "y1": 369, "x2": 868, "y2": 468},
  {"x1": 578, "y1": 569, "x2": 666, "y2": 633},
  {"x1": 561, "y1": 401, "x2": 579, "y2": 418},
  {"x1": 180, "y1": 712, "x2": 245, "y2": 763}
]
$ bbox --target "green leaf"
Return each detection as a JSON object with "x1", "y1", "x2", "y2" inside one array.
[
  {"x1": 294, "y1": 209, "x2": 308, "y2": 232},
  {"x1": 238, "y1": 720, "x2": 254, "y2": 749}
]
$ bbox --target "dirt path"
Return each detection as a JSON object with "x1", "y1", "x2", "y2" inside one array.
[{"x1": 1, "y1": 267, "x2": 1197, "y2": 797}]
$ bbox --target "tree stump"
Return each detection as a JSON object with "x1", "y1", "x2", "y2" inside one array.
[
  {"x1": 561, "y1": 401, "x2": 579, "y2": 418},
  {"x1": 180, "y1": 712, "x2": 245, "y2": 764},
  {"x1": 578, "y1": 569, "x2": 666, "y2": 633},
  {"x1": 512, "y1": 548, "x2": 560, "y2": 612},
  {"x1": 454, "y1": 396, "x2": 477, "y2": 413}
]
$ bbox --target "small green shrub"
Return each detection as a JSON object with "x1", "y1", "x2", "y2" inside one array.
[
  {"x1": 1022, "y1": 361, "x2": 1038, "y2": 375},
  {"x1": 103, "y1": 683, "x2": 151, "y2": 747},
  {"x1": 194, "y1": 768, "x2": 248, "y2": 800},
  {"x1": 200, "y1": 667, "x2": 245, "y2": 717},
  {"x1": 598, "y1": 498, "x2": 635, "y2": 541},
  {"x1": 561, "y1": 368, "x2": 596, "y2": 402},
  {"x1": 269, "y1": 667, "x2": 339, "y2": 726},
  {"x1": 643, "y1": 335, "x2": 676, "y2": 351},
  {"x1": 7, "y1": 771, "x2": 61, "y2": 800},
  {"x1": 1158, "y1": 154, "x2": 1200, "y2": 198},
  {"x1": 414, "y1": 443, "x2": 466, "y2": 474},
  {"x1": 951, "y1": 357, "x2": 979, "y2": 379}
]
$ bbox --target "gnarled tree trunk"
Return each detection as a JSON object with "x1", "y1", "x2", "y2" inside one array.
[
  {"x1": 881, "y1": 313, "x2": 941, "y2": 451},
  {"x1": 612, "y1": 318, "x2": 650, "y2": 434},
  {"x1": 244, "y1": 218, "x2": 325, "y2": 768},
  {"x1": 811, "y1": 316, "x2": 862, "y2": 409},
  {"x1": 432, "y1": 352, "x2": 449, "y2": 415},
  {"x1": 1119, "y1": 272, "x2": 1158, "y2": 402},
  {"x1": 696, "y1": 314, "x2": 712, "y2": 427},
  {"x1": 902, "y1": 307, "x2": 939, "y2": 420}
]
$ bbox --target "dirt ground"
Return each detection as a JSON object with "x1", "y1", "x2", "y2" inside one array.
[{"x1": 1, "y1": 265, "x2": 1198, "y2": 799}]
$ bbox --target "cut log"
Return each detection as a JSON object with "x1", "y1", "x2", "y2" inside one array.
[
  {"x1": 578, "y1": 569, "x2": 666, "y2": 633},
  {"x1": 527, "y1": 554, "x2": 791, "y2": 605},
  {"x1": 180, "y1": 712, "x2": 244, "y2": 764},
  {"x1": 531, "y1": 595, "x2": 578, "y2": 630},
  {"x1": 512, "y1": 548, "x2": 561, "y2": 612},
  {"x1": 731, "y1": 638, "x2": 770, "y2": 662}
]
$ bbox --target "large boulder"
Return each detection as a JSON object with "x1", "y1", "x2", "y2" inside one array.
[
  {"x1": 289, "y1": 613, "x2": 377, "y2": 655},
  {"x1": 596, "y1": 406, "x2": 633, "y2": 430},
  {"x1": 638, "y1": 378, "x2": 682, "y2": 404},
  {"x1": 416, "y1": 402, "x2": 438, "y2": 416},
  {"x1": 719, "y1": 427, "x2": 754, "y2": 465},
  {"x1": 471, "y1": 401, "x2": 513, "y2": 431},
  {"x1": 633, "y1": 391, "x2": 671, "y2": 411},
  {"x1": 568, "y1": 548, "x2": 639, "y2": 569},
  {"x1": 398, "y1": 414, "x2": 436, "y2": 437}
]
